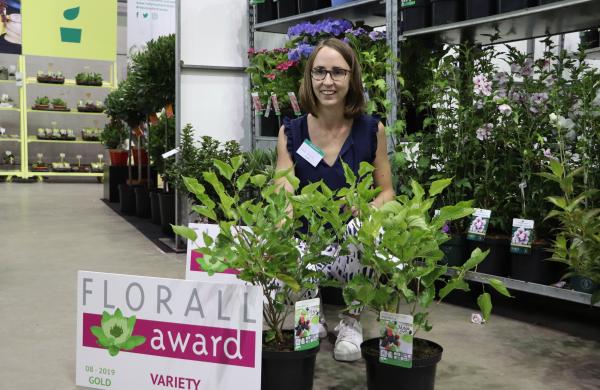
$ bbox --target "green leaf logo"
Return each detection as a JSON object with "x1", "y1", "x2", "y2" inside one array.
[
  {"x1": 63, "y1": 7, "x2": 80, "y2": 21},
  {"x1": 90, "y1": 308, "x2": 146, "y2": 357}
]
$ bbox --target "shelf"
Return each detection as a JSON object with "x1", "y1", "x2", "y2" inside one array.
[
  {"x1": 27, "y1": 135, "x2": 101, "y2": 145},
  {"x1": 0, "y1": 137, "x2": 21, "y2": 142},
  {"x1": 0, "y1": 170, "x2": 20, "y2": 175},
  {"x1": 27, "y1": 171, "x2": 103, "y2": 177},
  {"x1": 0, "y1": 107, "x2": 20, "y2": 112},
  {"x1": 25, "y1": 78, "x2": 114, "y2": 89},
  {"x1": 401, "y1": 0, "x2": 600, "y2": 45},
  {"x1": 0, "y1": 80, "x2": 17, "y2": 85},
  {"x1": 27, "y1": 109, "x2": 107, "y2": 116},
  {"x1": 459, "y1": 270, "x2": 600, "y2": 307},
  {"x1": 254, "y1": 0, "x2": 386, "y2": 34}
]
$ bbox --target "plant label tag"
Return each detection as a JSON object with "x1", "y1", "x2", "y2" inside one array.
[
  {"x1": 287, "y1": 92, "x2": 301, "y2": 116},
  {"x1": 251, "y1": 92, "x2": 263, "y2": 114},
  {"x1": 264, "y1": 93, "x2": 272, "y2": 118},
  {"x1": 401, "y1": 0, "x2": 417, "y2": 8},
  {"x1": 294, "y1": 298, "x2": 320, "y2": 351},
  {"x1": 162, "y1": 148, "x2": 179, "y2": 159},
  {"x1": 271, "y1": 93, "x2": 281, "y2": 116},
  {"x1": 379, "y1": 311, "x2": 413, "y2": 368},
  {"x1": 250, "y1": 0, "x2": 265, "y2": 4},
  {"x1": 510, "y1": 218, "x2": 534, "y2": 254},
  {"x1": 296, "y1": 139, "x2": 324, "y2": 168},
  {"x1": 467, "y1": 208, "x2": 491, "y2": 242}
]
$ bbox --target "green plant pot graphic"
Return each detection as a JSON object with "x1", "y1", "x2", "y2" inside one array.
[{"x1": 60, "y1": 27, "x2": 82, "y2": 43}]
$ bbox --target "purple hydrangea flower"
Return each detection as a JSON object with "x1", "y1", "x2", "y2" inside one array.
[
  {"x1": 368, "y1": 30, "x2": 385, "y2": 41},
  {"x1": 529, "y1": 92, "x2": 548, "y2": 113},
  {"x1": 345, "y1": 27, "x2": 367, "y2": 36},
  {"x1": 498, "y1": 104, "x2": 512, "y2": 116},
  {"x1": 473, "y1": 74, "x2": 492, "y2": 96},
  {"x1": 476, "y1": 123, "x2": 493, "y2": 141},
  {"x1": 493, "y1": 71, "x2": 509, "y2": 86}
]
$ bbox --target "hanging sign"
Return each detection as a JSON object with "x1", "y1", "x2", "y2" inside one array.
[
  {"x1": 379, "y1": 312, "x2": 413, "y2": 368},
  {"x1": 510, "y1": 218, "x2": 534, "y2": 254},
  {"x1": 185, "y1": 223, "x2": 242, "y2": 283},
  {"x1": 0, "y1": 0, "x2": 22, "y2": 54},
  {"x1": 127, "y1": 0, "x2": 175, "y2": 56},
  {"x1": 76, "y1": 271, "x2": 262, "y2": 390}
]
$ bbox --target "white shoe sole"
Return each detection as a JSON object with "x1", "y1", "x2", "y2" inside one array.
[{"x1": 333, "y1": 349, "x2": 361, "y2": 362}]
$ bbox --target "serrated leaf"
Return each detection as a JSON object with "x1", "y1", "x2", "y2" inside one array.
[
  {"x1": 549, "y1": 159, "x2": 563, "y2": 178},
  {"x1": 477, "y1": 292, "x2": 492, "y2": 321},
  {"x1": 488, "y1": 278, "x2": 512, "y2": 297},
  {"x1": 171, "y1": 225, "x2": 198, "y2": 242},
  {"x1": 419, "y1": 286, "x2": 435, "y2": 308}
]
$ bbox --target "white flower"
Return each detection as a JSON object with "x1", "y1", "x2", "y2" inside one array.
[
  {"x1": 476, "y1": 123, "x2": 493, "y2": 141},
  {"x1": 498, "y1": 104, "x2": 512, "y2": 116},
  {"x1": 473, "y1": 74, "x2": 492, "y2": 97}
]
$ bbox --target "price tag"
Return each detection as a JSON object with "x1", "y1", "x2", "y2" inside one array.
[
  {"x1": 271, "y1": 93, "x2": 281, "y2": 116},
  {"x1": 264, "y1": 94, "x2": 272, "y2": 118},
  {"x1": 251, "y1": 92, "x2": 263, "y2": 114},
  {"x1": 510, "y1": 218, "x2": 534, "y2": 254},
  {"x1": 294, "y1": 298, "x2": 320, "y2": 351},
  {"x1": 467, "y1": 208, "x2": 492, "y2": 242},
  {"x1": 287, "y1": 92, "x2": 301, "y2": 116},
  {"x1": 379, "y1": 311, "x2": 413, "y2": 368}
]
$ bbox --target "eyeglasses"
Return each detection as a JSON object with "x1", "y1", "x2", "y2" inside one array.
[{"x1": 311, "y1": 67, "x2": 350, "y2": 81}]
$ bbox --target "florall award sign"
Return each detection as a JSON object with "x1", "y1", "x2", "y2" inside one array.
[{"x1": 76, "y1": 271, "x2": 263, "y2": 390}]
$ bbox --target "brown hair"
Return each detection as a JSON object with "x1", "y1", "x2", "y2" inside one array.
[{"x1": 299, "y1": 38, "x2": 365, "y2": 119}]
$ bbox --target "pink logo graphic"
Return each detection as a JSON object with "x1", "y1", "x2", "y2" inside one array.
[{"x1": 83, "y1": 313, "x2": 255, "y2": 368}]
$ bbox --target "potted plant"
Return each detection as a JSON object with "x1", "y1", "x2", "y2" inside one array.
[
  {"x1": 0, "y1": 93, "x2": 13, "y2": 108},
  {"x1": 50, "y1": 98, "x2": 68, "y2": 111},
  {"x1": 100, "y1": 119, "x2": 128, "y2": 166},
  {"x1": 37, "y1": 70, "x2": 65, "y2": 84},
  {"x1": 77, "y1": 100, "x2": 105, "y2": 113},
  {"x1": 0, "y1": 66, "x2": 8, "y2": 80},
  {"x1": 33, "y1": 96, "x2": 50, "y2": 110},
  {"x1": 148, "y1": 113, "x2": 176, "y2": 224},
  {"x1": 75, "y1": 72, "x2": 103, "y2": 86},
  {"x1": 31, "y1": 152, "x2": 48, "y2": 172},
  {"x1": 172, "y1": 157, "x2": 350, "y2": 390},
  {"x1": 339, "y1": 164, "x2": 510, "y2": 390},
  {"x1": 81, "y1": 127, "x2": 101, "y2": 141}
]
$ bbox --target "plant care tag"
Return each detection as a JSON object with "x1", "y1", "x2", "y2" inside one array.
[
  {"x1": 401, "y1": 0, "x2": 417, "y2": 7},
  {"x1": 162, "y1": 147, "x2": 179, "y2": 159},
  {"x1": 379, "y1": 311, "x2": 413, "y2": 368},
  {"x1": 271, "y1": 93, "x2": 281, "y2": 116},
  {"x1": 288, "y1": 91, "x2": 301, "y2": 116},
  {"x1": 510, "y1": 218, "x2": 534, "y2": 254},
  {"x1": 251, "y1": 92, "x2": 263, "y2": 114},
  {"x1": 264, "y1": 93, "x2": 272, "y2": 118},
  {"x1": 296, "y1": 139, "x2": 324, "y2": 167},
  {"x1": 294, "y1": 298, "x2": 320, "y2": 351},
  {"x1": 250, "y1": 0, "x2": 265, "y2": 4},
  {"x1": 467, "y1": 208, "x2": 491, "y2": 242}
]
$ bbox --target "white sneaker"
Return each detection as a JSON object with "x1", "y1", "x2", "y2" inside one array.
[
  {"x1": 333, "y1": 316, "x2": 363, "y2": 362},
  {"x1": 318, "y1": 321, "x2": 328, "y2": 339}
]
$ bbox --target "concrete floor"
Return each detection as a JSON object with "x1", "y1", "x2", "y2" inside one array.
[{"x1": 1, "y1": 182, "x2": 599, "y2": 390}]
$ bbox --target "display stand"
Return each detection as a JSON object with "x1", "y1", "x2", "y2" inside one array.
[{"x1": 0, "y1": 54, "x2": 26, "y2": 180}]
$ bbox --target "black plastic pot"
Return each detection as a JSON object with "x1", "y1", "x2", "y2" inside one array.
[
  {"x1": 400, "y1": 0, "x2": 430, "y2": 32},
  {"x1": 465, "y1": 0, "x2": 496, "y2": 19},
  {"x1": 467, "y1": 236, "x2": 510, "y2": 276},
  {"x1": 497, "y1": 0, "x2": 534, "y2": 13},
  {"x1": 320, "y1": 286, "x2": 345, "y2": 306},
  {"x1": 277, "y1": 0, "x2": 298, "y2": 18},
  {"x1": 580, "y1": 29, "x2": 600, "y2": 49},
  {"x1": 134, "y1": 186, "x2": 151, "y2": 218},
  {"x1": 260, "y1": 114, "x2": 282, "y2": 137},
  {"x1": 118, "y1": 184, "x2": 137, "y2": 215},
  {"x1": 256, "y1": 0, "x2": 277, "y2": 23},
  {"x1": 510, "y1": 245, "x2": 566, "y2": 285},
  {"x1": 158, "y1": 192, "x2": 175, "y2": 235},
  {"x1": 362, "y1": 338, "x2": 443, "y2": 390},
  {"x1": 262, "y1": 341, "x2": 319, "y2": 390},
  {"x1": 570, "y1": 275, "x2": 598, "y2": 294},
  {"x1": 150, "y1": 189, "x2": 163, "y2": 224},
  {"x1": 431, "y1": 0, "x2": 463, "y2": 26},
  {"x1": 439, "y1": 235, "x2": 466, "y2": 266},
  {"x1": 298, "y1": 0, "x2": 330, "y2": 13}
]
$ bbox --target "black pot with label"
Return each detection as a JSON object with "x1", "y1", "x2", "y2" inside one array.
[
  {"x1": 277, "y1": 0, "x2": 298, "y2": 18},
  {"x1": 431, "y1": 0, "x2": 463, "y2": 26},
  {"x1": 256, "y1": 0, "x2": 277, "y2": 23},
  {"x1": 400, "y1": 0, "x2": 431, "y2": 32}
]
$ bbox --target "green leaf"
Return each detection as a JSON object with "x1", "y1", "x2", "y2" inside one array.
[
  {"x1": 264, "y1": 330, "x2": 276, "y2": 343},
  {"x1": 236, "y1": 172, "x2": 251, "y2": 192},
  {"x1": 477, "y1": 292, "x2": 492, "y2": 321},
  {"x1": 121, "y1": 335, "x2": 146, "y2": 350},
  {"x1": 231, "y1": 155, "x2": 244, "y2": 172},
  {"x1": 90, "y1": 326, "x2": 105, "y2": 340},
  {"x1": 171, "y1": 225, "x2": 198, "y2": 242},
  {"x1": 537, "y1": 172, "x2": 561, "y2": 184},
  {"x1": 183, "y1": 176, "x2": 205, "y2": 196},
  {"x1": 438, "y1": 279, "x2": 469, "y2": 300},
  {"x1": 250, "y1": 174, "x2": 267, "y2": 188},
  {"x1": 429, "y1": 178, "x2": 452, "y2": 197},
  {"x1": 549, "y1": 159, "x2": 564, "y2": 178},
  {"x1": 213, "y1": 160, "x2": 234, "y2": 180},
  {"x1": 374, "y1": 78, "x2": 387, "y2": 91},
  {"x1": 108, "y1": 345, "x2": 120, "y2": 356},
  {"x1": 487, "y1": 278, "x2": 512, "y2": 297},
  {"x1": 410, "y1": 180, "x2": 425, "y2": 200},
  {"x1": 463, "y1": 248, "x2": 489, "y2": 271},
  {"x1": 546, "y1": 196, "x2": 567, "y2": 210},
  {"x1": 421, "y1": 265, "x2": 447, "y2": 287},
  {"x1": 191, "y1": 205, "x2": 217, "y2": 222},
  {"x1": 276, "y1": 274, "x2": 300, "y2": 292},
  {"x1": 419, "y1": 286, "x2": 435, "y2": 308}
]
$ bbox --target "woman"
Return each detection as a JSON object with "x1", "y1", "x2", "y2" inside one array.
[{"x1": 275, "y1": 37, "x2": 395, "y2": 362}]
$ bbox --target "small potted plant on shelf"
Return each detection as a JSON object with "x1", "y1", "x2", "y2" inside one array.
[
  {"x1": 3, "y1": 150, "x2": 15, "y2": 166},
  {"x1": 0, "y1": 93, "x2": 14, "y2": 108},
  {"x1": 338, "y1": 164, "x2": 511, "y2": 390},
  {"x1": 37, "y1": 70, "x2": 65, "y2": 84},
  {"x1": 0, "y1": 127, "x2": 6, "y2": 137},
  {"x1": 75, "y1": 72, "x2": 103, "y2": 86},
  {"x1": 0, "y1": 66, "x2": 8, "y2": 80},
  {"x1": 100, "y1": 119, "x2": 128, "y2": 166},
  {"x1": 172, "y1": 157, "x2": 351, "y2": 390},
  {"x1": 31, "y1": 152, "x2": 49, "y2": 172},
  {"x1": 91, "y1": 154, "x2": 105, "y2": 173},
  {"x1": 33, "y1": 96, "x2": 50, "y2": 110},
  {"x1": 50, "y1": 98, "x2": 68, "y2": 111},
  {"x1": 77, "y1": 100, "x2": 105, "y2": 113},
  {"x1": 51, "y1": 152, "x2": 71, "y2": 172},
  {"x1": 81, "y1": 127, "x2": 101, "y2": 141}
]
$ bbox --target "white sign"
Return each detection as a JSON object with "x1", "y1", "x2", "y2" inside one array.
[
  {"x1": 127, "y1": 0, "x2": 176, "y2": 55},
  {"x1": 76, "y1": 271, "x2": 262, "y2": 390}
]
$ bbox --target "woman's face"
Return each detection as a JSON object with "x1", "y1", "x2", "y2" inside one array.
[{"x1": 311, "y1": 46, "x2": 351, "y2": 111}]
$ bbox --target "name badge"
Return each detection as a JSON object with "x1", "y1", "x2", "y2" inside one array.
[{"x1": 296, "y1": 139, "x2": 324, "y2": 168}]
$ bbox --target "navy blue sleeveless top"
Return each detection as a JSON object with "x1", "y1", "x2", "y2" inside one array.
[{"x1": 284, "y1": 114, "x2": 379, "y2": 193}]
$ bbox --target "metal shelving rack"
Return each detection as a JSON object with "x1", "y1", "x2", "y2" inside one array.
[
  {"x1": 248, "y1": 0, "x2": 599, "y2": 307},
  {"x1": 0, "y1": 55, "x2": 26, "y2": 181}
]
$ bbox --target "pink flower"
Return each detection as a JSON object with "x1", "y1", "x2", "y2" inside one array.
[
  {"x1": 473, "y1": 74, "x2": 492, "y2": 96},
  {"x1": 247, "y1": 48, "x2": 256, "y2": 57},
  {"x1": 264, "y1": 73, "x2": 276, "y2": 80},
  {"x1": 476, "y1": 123, "x2": 493, "y2": 141},
  {"x1": 498, "y1": 104, "x2": 512, "y2": 116},
  {"x1": 275, "y1": 60, "x2": 298, "y2": 71}
]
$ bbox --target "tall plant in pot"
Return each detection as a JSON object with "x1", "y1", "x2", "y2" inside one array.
[
  {"x1": 340, "y1": 163, "x2": 511, "y2": 390},
  {"x1": 100, "y1": 119, "x2": 128, "y2": 166},
  {"x1": 172, "y1": 157, "x2": 351, "y2": 390}
]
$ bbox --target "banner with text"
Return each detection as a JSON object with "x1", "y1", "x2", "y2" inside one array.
[
  {"x1": 22, "y1": 0, "x2": 116, "y2": 61},
  {"x1": 76, "y1": 271, "x2": 262, "y2": 390},
  {"x1": 127, "y1": 0, "x2": 175, "y2": 56}
]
